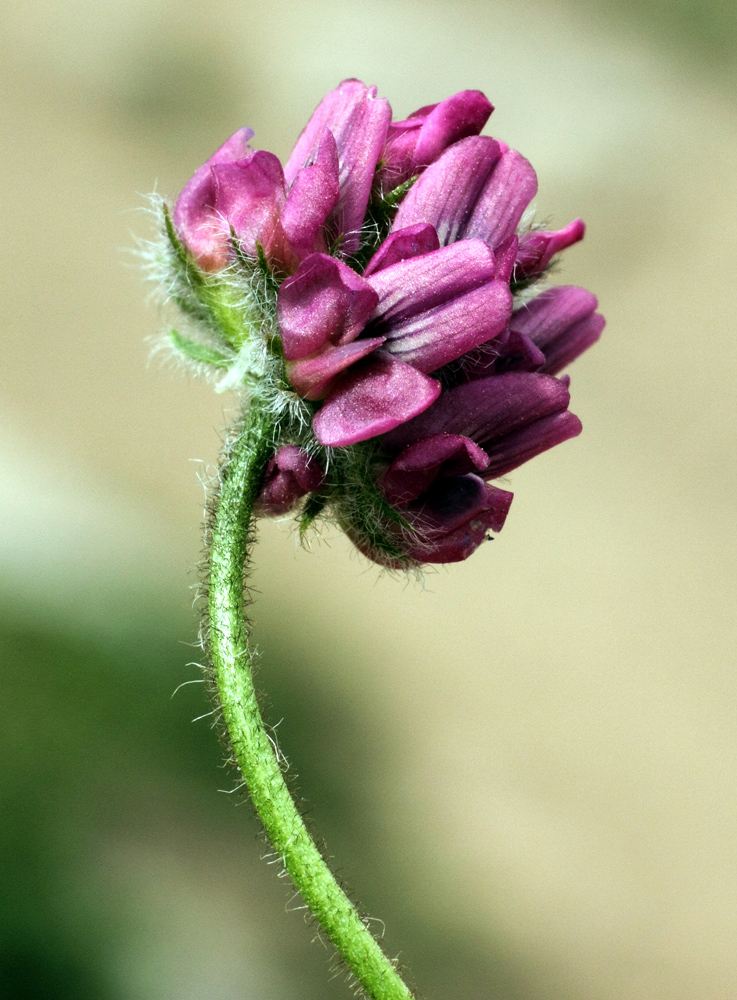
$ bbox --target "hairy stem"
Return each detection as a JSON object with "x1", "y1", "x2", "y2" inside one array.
[{"x1": 206, "y1": 398, "x2": 415, "y2": 1000}]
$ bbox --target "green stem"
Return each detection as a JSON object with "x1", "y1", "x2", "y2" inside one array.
[{"x1": 206, "y1": 397, "x2": 415, "y2": 1000}]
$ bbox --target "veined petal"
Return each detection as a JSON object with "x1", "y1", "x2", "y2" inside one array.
[
  {"x1": 312, "y1": 355, "x2": 441, "y2": 447},
  {"x1": 383, "y1": 372, "x2": 570, "y2": 450},
  {"x1": 362, "y1": 224, "x2": 440, "y2": 277},
  {"x1": 277, "y1": 253, "x2": 378, "y2": 361},
  {"x1": 173, "y1": 127, "x2": 254, "y2": 269},
  {"x1": 481, "y1": 410, "x2": 582, "y2": 478},
  {"x1": 281, "y1": 129, "x2": 340, "y2": 259},
  {"x1": 463, "y1": 147, "x2": 538, "y2": 248},
  {"x1": 381, "y1": 433, "x2": 489, "y2": 505},
  {"x1": 376, "y1": 280, "x2": 512, "y2": 373},
  {"x1": 391, "y1": 135, "x2": 502, "y2": 246},
  {"x1": 510, "y1": 286, "x2": 604, "y2": 374},
  {"x1": 284, "y1": 79, "x2": 391, "y2": 255},
  {"x1": 366, "y1": 238, "x2": 496, "y2": 322},
  {"x1": 286, "y1": 337, "x2": 385, "y2": 400}
]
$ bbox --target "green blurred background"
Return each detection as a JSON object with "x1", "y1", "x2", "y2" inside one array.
[{"x1": 2, "y1": 0, "x2": 737, "y2": 997}]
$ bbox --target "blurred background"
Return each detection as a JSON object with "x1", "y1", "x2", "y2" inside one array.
[{"x1": 2, "y1": 0, "x2": 737, "y2": 997}]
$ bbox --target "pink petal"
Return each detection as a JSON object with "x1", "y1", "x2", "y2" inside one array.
[
  {"x1": 403, "y1": 476, "x2": 513, "y2": 562},
  {"x1": 515, "y1": 219, "x2": 585, "y2": 281},
  {"x1": 313, "y1": 355, "x2": 441, "y2": 447},
  {"x1": 362, "y1": 224, "x2": 440, "y2": 277},
  {"x1": 510, "y1": 286, "x2": 604, "y2": 375},
  {"x1": 378, "y1": 280, "x2": 512, "y2": 373},
  {"x1": 286, "y1": 337, "x2": 385, "y2": 400},
  {"x1": 284, "y1": 79, "x2": 391, "y2": 255},
  {"x1": 383, "y1": 372, "x2": 571, "y2": 450},
  {"x1": 212, "y1": 151, "x2": 291, "y2": 265},
  {"x1": 277, "y1": 253, "x2": 378, "y2": 361},
  {"x1": 173, "y1": 127, "x2": 254, "y2": 270},
  {"x1": 366, "y1": 238, "x2": 496, "y2": 322},
  {"x1": 281, "y1": 129, "x2": 340, "y2": 260},
  {"x1": 256, "y1": 446, "x2": 325, "y2": 516},
  {"x1": 481, "y1": 411, "x2": 582, "y2": 478}
]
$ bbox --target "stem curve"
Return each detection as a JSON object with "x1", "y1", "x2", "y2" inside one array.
[{"x1": 206, "y1": 397, "x2": 415, "y2": 1000}]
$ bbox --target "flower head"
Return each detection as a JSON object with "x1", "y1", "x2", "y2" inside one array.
[{"x1": 162, "y1": 80, "x2": 604, "y2": 568}]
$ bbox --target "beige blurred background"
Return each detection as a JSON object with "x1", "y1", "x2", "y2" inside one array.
[{"x1": 2, "y1": 1, "x2": 737, "y2": 998}]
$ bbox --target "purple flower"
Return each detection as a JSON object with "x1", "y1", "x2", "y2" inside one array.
[
  {"x1": 379, "y1": 90, "x2": 494, "y2": 189},
  {"x1": 169, "y1": 80, "x2": 604, "y2": 565},
  {"x1": 255, "y1": 446, "x2": 325, "y2": 515}
]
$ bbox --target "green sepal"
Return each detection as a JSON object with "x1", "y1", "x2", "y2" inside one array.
[
  {"x1": 299, "y1": 493, "x2": 327, "y2": 540},
  {"x1": 169, "y1": 329, "x2": 232, "y2": 368},
  {"x1": 163, "y1": 203, "x2": 206, "y2": 291}
]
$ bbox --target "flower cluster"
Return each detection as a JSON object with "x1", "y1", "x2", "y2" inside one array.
[{"x1": 164, "y1": 79, "x2": 604, "y2": 566}]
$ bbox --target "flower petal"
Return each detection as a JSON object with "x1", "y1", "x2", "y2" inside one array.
[
  {"x1": 510, "y1": 286, "x2": 605, "y2": 374},
  {"x1": 173, "y1": 127, "x2": 254, "y2": 269},
  {"x1": 212, "y1": 151, "x2": 292, "y2": 266},
  {"x1": 381, "y1": 90, "x2": 493, "y2": 186},
  {"x1": 391, "y1": 135, "x2": 502, "y2": 246},
  {"x1": 403, "y1": 475, "x2": 513, "y2": 562},
  {"x1": 362, "y1": 224, "x2": 440, "y2": 277},
  {"x1": 375, "y1": 280, "x2": 512, "y2": 373},
  {"x1": 312, "y1": 354, "x2": 441, "y2": 447},
  {"x1": 514, "y1": 219, "x2": 585, "y2": 281},
  {"x1": 277, "y1": 253, "x2": 378, "y2": 361},
  {"x1": 256, "y1": 446, "x2": 325, "y2": 515},
  {"x1": 381, "y1": 433, "x2": 489, "y2": 504},
  {"x1": 383, "y1": 372, "x2": 571, "y2": 450},
  {"x1": 280, "y1": 129, "x2": 340, "y2": 260},
  {"x1": 366, "y1": 238, "x2": 496, "y2": 322},
  {"x1": 286, "y1": 337, "x2": 385, "y2": 400},
  {"x1": 481, "y1": 411, "x2": 582, "y2": 478},
  {"x1": 463, "y1": 147, "x2": 538, "y2": 248},
  {"x1": 284, "y1": 79, "x2": 391, "y2": 255}
]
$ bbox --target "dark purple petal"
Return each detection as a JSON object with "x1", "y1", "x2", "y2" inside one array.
[
  {"x1": 173, "y1": 127, "x2": 254, "y2": 270},
  {"x1": 403, "y1": 475, "x2": 513, "y2": 562},
  {"x1": 391, "y1": 136, "x2": 502, "y2": 246},
  {"x1": 383, "y1": 372, "x2": 571, "y2": 450},
  {"x1": 256, "y1": 446, "x2": 325, "y2": 515},
  {"x1": 539, "y1": 314, "x2": 605, "y2": 375},
  {"x1": 481, "y1": 411, "x2": 582, "y2": 479},
  {"x1": 382, "y1": 90, "x2": 493, "y2": 185},
  {"x1": 277, "y1": 253, "x2": 378, "y2": 361},
  {"x1": 286, "y1": 337, "x2": 384, "y2": 400},
  {"x1": 280, "y1": 129, "x2": 340, "y2": 260},
  {"x1": 284, "y1": 79, "x2": 391, "y2": 255},
  {"x1": 514, "y1": 219, "x2": 585, "y2": 281},
  {"x1": 366, "y1": 238, "x2": 496, "y2": 322},
  {"x1": 375, "y1": 279, "x2": 512, "y2": 373},
  {"x1": 463, "y1": 147, "x2": 538, "y2": 248},
  {"x1": 510, "y1": 285, "x2": 604, "y2": 374},
  {"x1": 362, "y1": 224, "x2": 440, "y2": 277},
  {"x1": 312, "y1": 354, "x2": 441, "y2": 447},
  {"x1": 381, "y1": 433, "x2": 489, "y2": 504}
]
